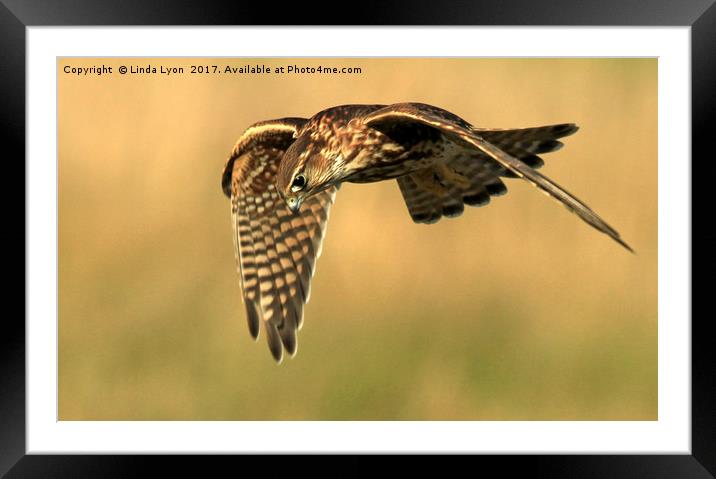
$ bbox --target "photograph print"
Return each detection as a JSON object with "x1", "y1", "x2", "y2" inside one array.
[{"x1": 58, "y1": 57, "x2": 656, "y2": 421}]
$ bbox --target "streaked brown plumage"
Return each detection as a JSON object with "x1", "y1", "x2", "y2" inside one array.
[{"x1": 221, "y1": 102, "x2": 632, "y2": 362}]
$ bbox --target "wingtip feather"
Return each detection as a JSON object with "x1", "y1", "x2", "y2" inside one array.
[
  {"x1": 613, "y1": 235, "x2": 635, "y2": 254},
  {"x1": 245, "y1": 300, "x2": 261, "y2": 340}
]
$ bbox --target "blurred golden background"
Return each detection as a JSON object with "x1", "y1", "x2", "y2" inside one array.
[{"x1": 59, "y1": 58, "x2": 657, "y2": 420}]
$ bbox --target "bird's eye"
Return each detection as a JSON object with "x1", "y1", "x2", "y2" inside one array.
[{"x1": 291, "y1": 174, "x2": 306, "y2": 192}]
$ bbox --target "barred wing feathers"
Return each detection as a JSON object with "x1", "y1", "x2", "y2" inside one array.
[
  {"x1": 395, "y1": 123, "x2": 580, "y2": 224},
  {"x1": 224, "y1": 118, "x2": 338, "y2": 362}
]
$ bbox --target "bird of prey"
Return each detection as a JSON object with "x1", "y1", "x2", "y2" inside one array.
[{"x1": 221, "y1": 102, "x2": 631, "y2": 362}]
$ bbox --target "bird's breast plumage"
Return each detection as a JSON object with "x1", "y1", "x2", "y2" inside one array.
[{"x1": 344, "y1": 137, "x2": 456, "y2": 183}]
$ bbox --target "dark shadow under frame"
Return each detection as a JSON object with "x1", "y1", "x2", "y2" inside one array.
[{"x1": 3, "y1": 0, "x2": 714, "y2": 475}]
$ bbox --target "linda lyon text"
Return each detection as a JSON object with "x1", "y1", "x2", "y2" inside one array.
[{"x1": 128, "y1": 65, "x2": 185, "y2": 75}]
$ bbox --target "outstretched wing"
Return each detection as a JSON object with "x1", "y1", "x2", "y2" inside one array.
[
  {"x1": 223, "y1": 118, "x2": 338, "y2": 362},
  {"x1": 362, "y1": 103, "x2": 632, "y2": 252},
  {"x1": 394, "y1": 123, "x2": 579, "y2": 224}
]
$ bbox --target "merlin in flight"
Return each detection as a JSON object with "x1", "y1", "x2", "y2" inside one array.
[{"x1": 221, "y1": 102, "x2": 632, "y2": 362}]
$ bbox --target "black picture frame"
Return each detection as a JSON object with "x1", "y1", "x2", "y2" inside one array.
[{"x1": 5, "y1": 0, "x2": 713, "y2": 475}]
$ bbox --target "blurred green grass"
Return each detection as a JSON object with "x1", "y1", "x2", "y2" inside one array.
[{"x1": 58, "y1": 58, "x2": 657, "y2": 420}]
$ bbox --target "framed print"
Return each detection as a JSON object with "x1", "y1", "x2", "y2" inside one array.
[{"x1": 6, "y1": 0, "x2": 714, "y2": 475}]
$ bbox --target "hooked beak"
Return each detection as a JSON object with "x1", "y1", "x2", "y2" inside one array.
[{"x1": 286, "y1": 196, "x2": 302, "y2": 213}]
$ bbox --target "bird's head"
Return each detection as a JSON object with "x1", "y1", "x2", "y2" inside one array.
[{"x1": 277, "y1": 133, "x2": 345, "y2": 213}]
